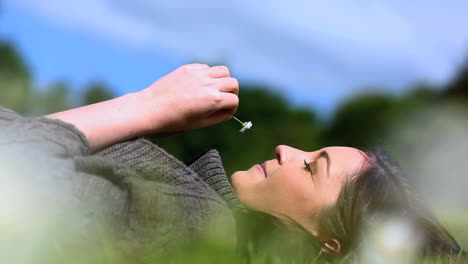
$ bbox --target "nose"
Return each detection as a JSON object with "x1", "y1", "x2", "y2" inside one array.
[{"x1": 275, "y1": 145, "x2": 295, "y2": 165}]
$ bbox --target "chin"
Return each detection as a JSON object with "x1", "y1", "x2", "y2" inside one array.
[{"x1": 230, "y1": 171, "x2": 244, "y2": 192}]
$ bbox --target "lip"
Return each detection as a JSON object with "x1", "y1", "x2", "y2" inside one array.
[
  {"x1": 255, "y1": 164, "x2": 266, "y2": 177},
  {"x1": 261, "y1": 162, "x2": 267, "y2": 177}
]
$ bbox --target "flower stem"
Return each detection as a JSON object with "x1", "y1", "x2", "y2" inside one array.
[{"x1": 232, "y1": 116, "x2": 244, "y2": 125}]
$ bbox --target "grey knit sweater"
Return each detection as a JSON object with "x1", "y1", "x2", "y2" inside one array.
[{"x1": 0, "y1": 106, "x2": 244, "y2": 262}]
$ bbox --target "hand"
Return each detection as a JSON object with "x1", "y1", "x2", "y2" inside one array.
[
  {"x1": 44, "y1": 63, "x2": 239, "y2": 150},
  {"x1": 138, "y1": 63, "x2": 239, "y2": 134}
]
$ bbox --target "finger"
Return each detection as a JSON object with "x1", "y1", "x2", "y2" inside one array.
[
  {"x1": 217, "y1": 77, "x2": 239, "y2": 95},
  {"x1": 217, "y1": 92, "x2": 239, "y2": 115},
  {"x1": 209, "y1": 109, "x2": 235, "y2": 125},
  {"x1": 184, "y1": 63, "x2": 210, "y2": 70},
  {"x1": 208, "y1": 65, "x2": 230, "y2": 78}
]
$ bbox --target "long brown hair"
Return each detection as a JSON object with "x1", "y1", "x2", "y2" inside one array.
[{"x1": 320, "y1": 148, "x2": 466, "y2": 261}]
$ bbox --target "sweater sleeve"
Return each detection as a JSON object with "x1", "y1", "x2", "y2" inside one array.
[
  {"x1": 0, "y1": 107, "x2": 126, "y2": 261},
  {"x1": 0, "y1": 106, "x2": 21, "y2": 123},
  {"x1": 0, "y1": 106, "x2": 91, "y2": 157}
]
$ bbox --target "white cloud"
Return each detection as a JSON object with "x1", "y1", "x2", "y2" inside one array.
[{"x1": 6, "y1": 0, "x2": 468, "y2": 111}]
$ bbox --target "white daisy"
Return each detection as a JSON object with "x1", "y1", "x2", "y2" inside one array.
[
  {"x1": 239, "y1": 121, "x2": 252, "y2": 133},
  {"x1": 232, "y1": 116, "x2": 253, "y2": 133}
]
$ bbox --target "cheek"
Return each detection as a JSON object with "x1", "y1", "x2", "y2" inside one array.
[
  {"x1": 308, "y1": 179, "x2": 343, "y2": 214},
  {"x1": 282, "y1": 177, "x2": 314, "y2": 203},
  {"x1": 266, "y1": 171, "x2": 315, "y2": 207},
  {"x1": 276, "y1": 166, "x2": 313, "y2": 192},
  {"x1": 277, "y1": 172, "x2": 343, "y2": 217}
]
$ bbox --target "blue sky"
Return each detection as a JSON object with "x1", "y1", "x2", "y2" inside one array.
[{"x1": 1, "y1": 0, "x2": 468, "y2": 115}]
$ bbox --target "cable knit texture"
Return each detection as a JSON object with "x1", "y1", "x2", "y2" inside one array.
[
  {"x1": 189, "y1": 149, "x2": 245, "y2": 211},
  {"x1": 0, "y1": 106, "x2": 244, "y2": 262},
  {"x1": 88, "y1": 138, "x2": 244, "y2": 259}
]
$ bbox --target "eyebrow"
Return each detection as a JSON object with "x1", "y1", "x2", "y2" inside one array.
[{"x1": 317, "y1": 150, "x2": 330, "y2": 177}]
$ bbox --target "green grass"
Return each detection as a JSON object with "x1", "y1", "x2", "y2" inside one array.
[{"x1": 2, "y1": 212, "x2": 467, "y2": 264}]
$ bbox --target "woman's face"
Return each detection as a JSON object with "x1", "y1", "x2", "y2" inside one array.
[{"x1": 231, "y1": 145, "x2": 367, "y2": 238}]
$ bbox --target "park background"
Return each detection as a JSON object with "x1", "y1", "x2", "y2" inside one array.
[{"x1": 1, "y1": 0, "x2": 468, "y2": 262}]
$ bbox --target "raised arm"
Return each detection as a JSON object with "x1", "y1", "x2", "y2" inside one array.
[{"x1": 45, "y1": 63, "x2": 239, "y2": 150}]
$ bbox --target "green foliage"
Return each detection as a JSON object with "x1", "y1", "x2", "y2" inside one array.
[
  {"x1": 39, "y1": 81, "x2": 72, "y2": 113},
  {"x1": 0, "y1": 41, "x2": 30, "y2": 78},
  {"x1": 324, "y1": 84, "x2": 442, "y2": 147},
  {"x1": 324, "y1": 92, "x2": 398, "y2": 147},
  {"x1": 83, "y1": 81, "x2": 115, "y2": 105},
  {"x1": 444, "y1": 60, "x2": 468, "y2": 99},
  {"x1": 0, "y1": 41, "x2": 31, "y2": 113}
]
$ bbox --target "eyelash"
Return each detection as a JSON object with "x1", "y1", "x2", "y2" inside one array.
[{"x1": 303, "y1": 160, "x2": 314, "y2": 173}]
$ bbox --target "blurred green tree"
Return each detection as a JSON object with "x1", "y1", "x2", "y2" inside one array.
[
  {"x1": 444, "y1": 59, "x2": 468, "y2": 100},
  {"x1": 82, "y1": 81, "x2": 115, "y2": 105},
  {"x1": 323, "y1": 84, "x2": 440, "y2": 149},
  {"x1": 0, "y1": 41, "x2": 31, "y2": 114},
  {"x1": 323, "y1": 91, "x2": 398, "y2": 148},
  {"x1": 34, "y1": 80, "x2": 72, "y2": 114}
]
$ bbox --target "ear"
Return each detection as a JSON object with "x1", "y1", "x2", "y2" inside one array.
[{"x1": 320, "y1": 239, "x2": 341, "y2": 255}]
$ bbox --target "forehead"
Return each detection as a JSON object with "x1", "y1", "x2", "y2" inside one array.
[{"x1": 319, "y1": 146, "x2": 367, "y2": 177}]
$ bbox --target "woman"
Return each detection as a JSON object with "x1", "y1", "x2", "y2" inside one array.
[
  {"x1": 0, "y1": 63, "x2": 464, "y2": 263},
  {"x1": 232, "y1": 146, "x2": 467, "y2": 262}
]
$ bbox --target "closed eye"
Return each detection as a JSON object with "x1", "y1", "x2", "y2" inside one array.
[{"x1": 303, "y1": 160, "x2": 315, "y2": 173}]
